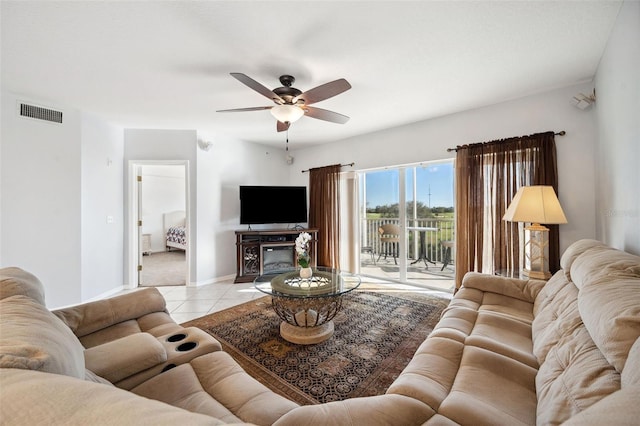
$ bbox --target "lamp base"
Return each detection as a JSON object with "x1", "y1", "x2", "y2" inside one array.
[
  {"x1": 522, "y1": 269, "x2": 552, "y2": 280},
  {"x1": 523, "y1": 224, "x2": 552, "y2": 280}
]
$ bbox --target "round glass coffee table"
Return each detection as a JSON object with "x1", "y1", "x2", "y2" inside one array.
[{"x1": 254, "y1": 267, "x2": 361, "y2": 344}]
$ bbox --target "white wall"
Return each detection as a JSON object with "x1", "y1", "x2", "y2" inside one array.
[
  {"x1": 594, "y1": 0, "x2": 640, "y2": 255},
  {"x1": 80, "y1": 113, "x2": 124, "y2": 302},
  {"x1": 195, "y1": 134, "x2": 290, "y2": 283},
  {"x1": 141, "y1": 165, "x2": 186, "y2": 252},
  {"x1": 1, "y1": 93, "x2": 82, "y2": 307},
  {"x1": 291, "y1": 82, "x2": 599, "y2": 255},
  {"x1": 1, "y1": 92, "x2": 124, "y2": 308}
]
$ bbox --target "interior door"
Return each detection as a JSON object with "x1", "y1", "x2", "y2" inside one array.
[{"x1": 137, "y1": 168, "x2": 143, "y2": 285}]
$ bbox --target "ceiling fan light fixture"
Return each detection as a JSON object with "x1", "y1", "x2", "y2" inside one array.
[{"x1": 270, "y1": 104, "x2": 304, "y2": 123}]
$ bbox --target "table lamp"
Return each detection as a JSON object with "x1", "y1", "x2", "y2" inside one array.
[{"x1": 502, "y1": 186, "x2": 567, "y2": 279}]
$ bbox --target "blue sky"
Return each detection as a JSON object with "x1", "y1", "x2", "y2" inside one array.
[{"x1": 364, "y1": 162, "x2": 454, "y2": 208}]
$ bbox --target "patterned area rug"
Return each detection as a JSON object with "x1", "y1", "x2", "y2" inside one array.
[{"x1": 182, "y1": 290, "x2": 449, "y2": 405}]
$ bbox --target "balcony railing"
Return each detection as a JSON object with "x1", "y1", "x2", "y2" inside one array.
[{"x1": 361, "y1": 217, "x2": 455, "y2": 264}]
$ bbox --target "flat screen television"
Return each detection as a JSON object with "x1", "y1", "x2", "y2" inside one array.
[{"x1": 239, "y1": 185, "x2": 308, "y2": 225}]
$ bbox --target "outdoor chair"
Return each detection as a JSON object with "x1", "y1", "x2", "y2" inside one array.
[
  {"x1": 377, "y1": 224, "x2": 401, "y2": 265},
  {"x1": 440, "y1": 240, "x2": 454, "y2": 271}
]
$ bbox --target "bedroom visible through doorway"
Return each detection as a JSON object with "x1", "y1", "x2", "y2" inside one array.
[{"x1": 139, "y1": 164, "x2": 187, "y2": 286}]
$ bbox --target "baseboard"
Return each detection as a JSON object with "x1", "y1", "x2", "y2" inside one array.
[{"x1": 188, "y1": 273, "x2": 236, "y2": 287}]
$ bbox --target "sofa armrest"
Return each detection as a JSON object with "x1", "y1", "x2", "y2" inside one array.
[
  {"x1": 84, "y1": 333, "x2": 167, "y2": 383},
  {"x1": 461, "y1": 272, "x2": 546, "y2": 303},
  {"x1": 53, "y1": 288, "x2": 169, "y2": 337}
]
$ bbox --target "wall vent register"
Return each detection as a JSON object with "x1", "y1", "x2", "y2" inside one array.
[{"x1": 18, "y1": 102, "x2": 63, "y2": 124}]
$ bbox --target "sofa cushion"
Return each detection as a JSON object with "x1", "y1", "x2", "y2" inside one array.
[
  {"x1": 532, "y1": 268, "x2": 569, "y2": 317},
  {"x1": 561, "y1": 386, "x2": 640, "y2": 426},
  {"x1": 465, "y1": 311, "x2": 538, "y2": 368},
  {"x1": 0, "y1": 368, "x2": 229, "y2": 425},
  {"x1": 622, "y1": 337, "x2": 640, "y2": 387},
  {"x1": 437, "y1": 346, "x2": 538, "y2": 426},
  {"x1": 531, "y1": 276, "x2": 581, "y2": 364},
  {"x1": 0, "y1": 295, "x2": 85, "y2": 379},
  {"x1": 571, "y1": 245, "x2": 640, "y2": 291},
  {"x1": 461, "y1": 272, "x2": 545, "y2": 304},
  {"x1": 559, "y1": 239, "x2": 608, "y2": 281},
  {"x1": 573, "y1": 248, "x2": 640, "y2": 373},
  {"x1": 133, "y1": 351, "x2": 299, "y2": 425},
  {"x1": 387, "y1": 336, "x2": 466, "y2": 411},
  {"x1": 190, "y1": 352, "x2": 299, "y2": 425},
  {"x1": 579, "y1": 275, "x2": 640, "y2": 373},
  {"x1": 0, "y1": 267, "x2": 46, "y2": 305},
  {"x1": 536, "y1": 326, "x2": 620, "y2": 424},
  {"x1": 133, "y1": 362, "x2": 243, "y2": 424}
]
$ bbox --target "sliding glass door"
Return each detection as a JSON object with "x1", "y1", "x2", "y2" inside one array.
[{"x1": 358, "y1": 160, "x2": 454, "y2": 290}]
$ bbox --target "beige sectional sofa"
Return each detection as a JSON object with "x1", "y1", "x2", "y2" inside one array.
[
  {"x1": 0, "y1": 267, "x2": 296, "y2": 425},
  {"x1": 1, "y1": 239, "x2": 639, "y2": 425}
]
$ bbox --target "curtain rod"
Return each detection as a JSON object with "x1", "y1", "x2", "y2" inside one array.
[
  {"x1": 301, "y1": 162, "x2": 355, "y2": 173},
  {"x1": 446, "y1": 131, "x2": 566, "y2": 153}
]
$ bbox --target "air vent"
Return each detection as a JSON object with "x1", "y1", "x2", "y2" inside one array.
[{"x1": 19, "y1": 102, "x2": 63, "y2": 124}]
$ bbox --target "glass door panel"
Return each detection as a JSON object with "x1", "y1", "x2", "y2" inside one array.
[
  {"x1": 359, "y1": 169, "x2": 401, "y2": 282},
  {"x1": 405, "y1": 162, "x2": 455, "y2": 287}
]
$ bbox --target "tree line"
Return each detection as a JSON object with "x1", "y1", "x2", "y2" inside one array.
[{"x1": 367, "y1": 201, "x2": 454, "y2": 218}]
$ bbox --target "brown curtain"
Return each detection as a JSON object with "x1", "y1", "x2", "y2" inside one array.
[
  {"x1": 455, "y1": 131, "x2": 559, "y2": 290},
  {"x1": 308, "y1": 164, "x2": 341, "y2": 269}
]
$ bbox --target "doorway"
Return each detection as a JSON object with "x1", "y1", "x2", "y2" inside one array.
[
  {"x1": 126, "y1": 161, "x2": 190, "y2": 288},
  {"x1": 358, "y1": 160, "x2": 455, "y2": 291}
]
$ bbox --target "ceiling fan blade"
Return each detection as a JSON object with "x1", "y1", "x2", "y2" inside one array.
[
  {"x1": 230, "y1": 73, "x2": 283, "y2": 103},
  {"x1": 298, "y1": 78, "x2": 351, "y2": 105},
  {"x1": 277, "y1": 121, "x2": 290, "y2": 132},
  {"x1": 216, "y1": 106, "x2": 272, "y2": 113},
  {"x1": 304, "y1": 106, "x2": 350, "y2": 124}
]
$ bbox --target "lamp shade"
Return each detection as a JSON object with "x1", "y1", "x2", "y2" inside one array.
[
  {"x1": 502, "y1": 186, "x2": 567, "y2": 224},
  {"x1": 270, "y1": 104, "x2": 304, "y2": 123}
]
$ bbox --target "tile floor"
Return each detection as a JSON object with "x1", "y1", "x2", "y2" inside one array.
[
  {"x1": 117, "y1": 277, "x2": 453, "y2": 325},
  {"x1": 149, "y1": 280, "x2": 262, "y2": 324}
]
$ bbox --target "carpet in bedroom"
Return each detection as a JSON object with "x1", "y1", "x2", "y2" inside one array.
[
  {"x1": 182, "y1": 290, "x2": 449, "y2": 405},
  {"x1": 140, "y1": 250, "x2": 186, "y2": 286}
]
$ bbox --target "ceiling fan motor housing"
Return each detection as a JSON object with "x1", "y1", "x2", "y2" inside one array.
[
  {"x1": 274, "y1": 75, "x2": 302, "y2": 104},
  {"x1": 279, "y1": 75, "x2": 295, "y2": 87}
]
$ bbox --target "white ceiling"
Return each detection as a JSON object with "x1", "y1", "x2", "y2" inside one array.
[{"x1": 1, "y1": 1, "x2": 621, "y2": 148}]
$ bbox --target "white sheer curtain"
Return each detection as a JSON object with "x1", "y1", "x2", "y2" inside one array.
[{"x1": 339, "y1": 171, "x2": 359, "y2": 273}]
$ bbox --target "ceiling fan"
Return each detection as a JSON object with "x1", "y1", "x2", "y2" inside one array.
[{"x1": 217, "y1": 73, "x2": 351, "y2": 132}]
